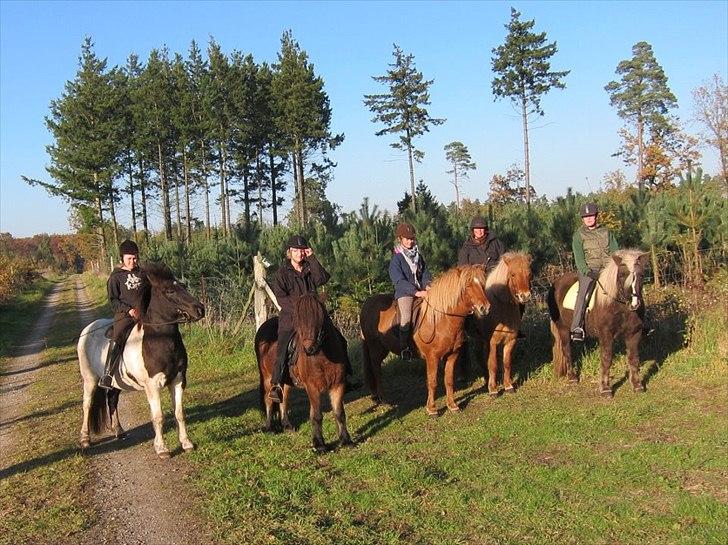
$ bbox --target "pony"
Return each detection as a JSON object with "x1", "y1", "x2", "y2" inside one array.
[
  {"x1": 548, "y1": 249, "x2": 649, "y2": 398},
  {"x1": 360, "y1": 265, "x2": 491, "y2": 416},
  {"x1": 473, "y1": 252, "x2": 532, "y2": 396},
  {"x1": 77, "y1": 263, "x2": 205, "y2": 458},
  {"x1": 256, "y1": 293, "x2": 352, "y2": 453}
]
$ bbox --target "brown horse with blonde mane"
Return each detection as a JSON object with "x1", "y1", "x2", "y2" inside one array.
[
  {"x1": 360, "y1": 265, "x2": 490, "y2": 416},
  {"x1": 548, "y1": 249, "x2": 649, "y2": 398},
  {"x1": 256, "y1": 293, "x2": 353, "y2": 452},
  {"x1": 473, "y1": 252, "x2": 532, "y2": 396}
]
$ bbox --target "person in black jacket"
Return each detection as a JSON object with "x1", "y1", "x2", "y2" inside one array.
[
  {"x1": 268, "y1": 235, "x2": 360, "y2": 402},
  {"x1": 99, "y1": 239, "x2": 148, "y2": 389},
  {"x1": 457, "y1": 216, "x2": 505, "y2": 272}
]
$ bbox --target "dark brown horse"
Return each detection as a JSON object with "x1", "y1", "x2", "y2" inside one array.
[
  {"x1": 256, "y1": 293, "x2": 352, "y2": 452},
  {"x1": 548, "y1": 249, "x2": 649, "y2": 398},
  {"x1": 360, "y1": 265, "x2": 490, "y2": 416},
  {"x1": 473, "y1": 252, "x2": 532, "y2": 395},
  {"x1": 78, "y1": 263, "x2": 205, "y2": 458}
]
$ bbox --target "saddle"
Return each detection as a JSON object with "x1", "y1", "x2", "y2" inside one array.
[
  {"x1": 281, "y1": 333, "x2": 299, "y2": 387},
  {"x1": 562, "y1": 279, "x2": 597, "y2": 311}
]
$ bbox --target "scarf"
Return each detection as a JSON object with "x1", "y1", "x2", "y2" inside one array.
[{"x1": 397, "y1": 244, "x2": 421, "y2": 289}]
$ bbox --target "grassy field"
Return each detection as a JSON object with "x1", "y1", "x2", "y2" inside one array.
[{"x1": 1, "y1": 273, "x2": 726, "y2": 545}]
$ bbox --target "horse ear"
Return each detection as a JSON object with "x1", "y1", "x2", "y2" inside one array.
[{"x1": 612, "y1": 254, "x2": 623, "y2": 267}]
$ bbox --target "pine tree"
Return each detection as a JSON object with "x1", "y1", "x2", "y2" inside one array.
[
  {"x1": 692, "y1": 74, "x2": 728, "y2": 193},
  {"x1": 23, "y1": 37, "x2": 122, "y2": 266},
  {"x1": 491, "y1": 8, "x2": 569, "y2": 208},
  {"x1": 444, "y1": 141, "x2": 476, "y2": 209},
  {"x1": 364, "y1": 44, "x2": 445, "y2": 213},
  {"x1": 605, "y1": 41, "x2": 677, "y2": 190}
]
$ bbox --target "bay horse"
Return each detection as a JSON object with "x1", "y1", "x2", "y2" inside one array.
[
  {"x1": 256, "y1": 293, "x2": 352, "y2": 453},
  {"x1": 77, "y1": 263, "x2": 205, "y2": 458},
  {"x1": 473, "y1": 252, "x2": 532, "y2": 396},
  {"x1": 360, "y1": 265, "x2": 491, "y2": 416},
  {"x1": 548, "y1": 249, "x2": 649, "y2": 398}
]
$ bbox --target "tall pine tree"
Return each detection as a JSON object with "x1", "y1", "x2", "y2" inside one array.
[{"x1": 444, "y1": 141, "x2": 476, "y2": 209}]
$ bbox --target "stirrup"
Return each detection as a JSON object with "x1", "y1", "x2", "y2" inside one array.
[
  {"x1": 98, "y1": 375, "x2": 114, "y2": 389},
  {"x1": 570, "y1": 328, "x2": 585, "y2": 342},
  {"x1": 268, "y1": 385, "x2": 283, "y2": 403},
  {"x1": 400, "y1": 347, "x2": 413, "y2": 361}
]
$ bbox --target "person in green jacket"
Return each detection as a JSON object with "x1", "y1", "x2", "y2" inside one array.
[{"x1": 570, "y1": 202, "x2": 618, "y2": 342}]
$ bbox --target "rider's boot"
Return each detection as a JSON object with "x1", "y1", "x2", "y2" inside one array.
[
  {"x1": 98, "y1": 341, "x2": 120, "y2": 389},
  {"x1": 399, "y1": 324, "x2": 413, "y2": 361}
]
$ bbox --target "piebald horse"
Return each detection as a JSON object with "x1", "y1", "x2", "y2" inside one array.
[
  {"x1": 548, "y1": 249, "x2": 649, "y2": 398},
  {"x1": 360, "y1": 265, "x2": 491, "y2": 416},
  {"x1": 77, "y1": 263, "x2": 205, "y2": 458}
]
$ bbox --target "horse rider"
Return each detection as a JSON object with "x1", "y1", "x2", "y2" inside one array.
[
  {"x1": 389, "y1": 222, "x2": 432, "y2": 361},
  {"x1": 99, "y1": 239, "x2": 148, "y2": 389},
  {"x1": 570, "y1": 202, "x2": 618, "y2": 342},
  {"x1": 457, "y1": 215, "x2": 505, "y2": 272},
  {"x1": 268, "y1": 235, "x2": 361, "y2": 402},
  {"x1": 458, "y1": 215, "x2": 525, "y2": 340}
]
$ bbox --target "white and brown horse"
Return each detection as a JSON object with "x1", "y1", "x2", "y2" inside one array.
[{"x1": 77, "y1": 263, "x2": 205, "y2": 458}]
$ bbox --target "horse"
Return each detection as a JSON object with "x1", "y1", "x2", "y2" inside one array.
[
  {"x1": 77, "y1": 263, "x2": 205, "y2": 458},
  {"x1": 548, "y1": 249, "x2": 649, "y2": 398},
  {"x1": 360, "y1": 265, "x2": 491, "y2": 416},
  {"x1": 256, "y1": 293, "x2": 353, "y2": 453},
  {"x1": 472, "y1": 252, "x2": 532, "y2": 396}
]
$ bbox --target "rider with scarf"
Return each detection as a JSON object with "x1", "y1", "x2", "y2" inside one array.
[{"x1": 389, "y1": 223, "x2": 432, "y2": 360}]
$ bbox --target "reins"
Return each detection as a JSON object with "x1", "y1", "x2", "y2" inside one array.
[{"x1": 73, "y1": 315, "x2": 193, "y2": 341}]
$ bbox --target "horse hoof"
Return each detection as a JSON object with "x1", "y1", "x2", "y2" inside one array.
[
  {"x1": 340, "y1": 438, "x2": 355, "y2": 448},
  {"x1": 426, "y1": 408, "x2": 439, "y2": 418},
  {"x1": 182, "y1": 442, "x2": 195, "y2": 452},
  {"x1": 488, "y1": 390, "x2": 499, "y2": 398},
  {"x1": 600, "y1": 389, "x2": 614, "y2": 399},
  {"x1": 370, "y1": 395, "x2": 380, "y2": 404},
  {"x1": 80, "y1": 440, "x2": 90, "y2": 450},
  {"x1": 447, "y1": 405, "x2": 461, "y2": 413},
  {"x1": 157, "y1": 450, "x2": 171, "y2": 460},
  {"x1": 634, "y1": 384, "x2": 645, "y2": 393},
  {"x1": 313, "y1": 444, "x2": 329, "y2": 454},
  {"x1": 505, "y1": 387, "x2": 516, "y2": 394},
  {"x1": 283, "y1": 423, "x2": 295, "y2": 433}
]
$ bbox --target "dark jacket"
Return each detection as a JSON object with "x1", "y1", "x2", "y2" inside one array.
[
  {"x1": 457, "y1": 232, "x2": 505, "y2": 271},
  {"x1": 272, "y1": 255, "x2": 330, "y2": 331},
  {"x1": 389, "y1": 250, "x2": 432, "y2": 299},
  {"x1": 107, "y1": 266, "x2": 148, "y2": 316}
]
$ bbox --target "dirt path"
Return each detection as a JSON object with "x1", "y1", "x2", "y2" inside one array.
[{"x1": 1, "y1": 277, "x2": 210, "y2": 545}]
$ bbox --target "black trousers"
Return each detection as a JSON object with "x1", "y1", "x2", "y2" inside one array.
[
  {"x1": 112, "y1": 313, "x2": 136, "y2": 346},
  {"x1": 571, "y1": 270, "x2": 598, "y2": 332},
  {"x1": 272, "y1": 329, "x2": 294, "y2": 385}
]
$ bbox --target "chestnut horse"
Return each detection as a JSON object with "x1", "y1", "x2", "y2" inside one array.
[
  {"x1": 548, "y1": 249, "x2": 649, "y2": 398},
  {"x1": 360, "y1": 265, "x2": 490, "y2": 416},
  {"x1": 77, "y1": 263, "x2": 205, "y2": 458},
  {"x1": 256, "y1": 293, "x2": 352, "y2": 453},
  {"x1": 473, "y1": 252, "x2": 532, "y2": 396}
]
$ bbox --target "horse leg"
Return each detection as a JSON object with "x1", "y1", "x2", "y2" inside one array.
[
  {"x1": 364, "y1": 342, "x2": 387, "y2": 404},
  {"x1": 626, "y1": 332, "x2": 644, "y2": 392},
  {"x1": 108, "y1": 389, "x2": 126, "y2": 439},
  {"x1": 560, "y1": 326, "x2": 578, "y2": 383},
  {"x1": 503, "y1": 338, "x2": 516, "y2": 393},
  {"x1": 598, "y1": 337, "x2": 614, "y2": 398},
  {"x1": 80, "y1": 379, "x2": 95, "y2": 449},
  {"x1": 329, "y1": 384, "x2": 353, "y2": 446},
  {"x1": 145, "y1": 385, "x2": 171, "y2": 458},
  {"x1": 425, "y1": 357, "x2": 439, "y2": 417},
  {"x1": 486, "y1": 340, "x2": 499, "y2": 396},
  {"x1": 280, "y1": 385, "x2": 294, "y2": 432},
  {"x1": 306, "y1": 386, "x2": 327, "y2": 453},
  {"x1": 168, "y1": 376, "x2": 194, "y2": 451},
  {"x1": 443, "y1": 352, "x2": 461, "y2": 413}
]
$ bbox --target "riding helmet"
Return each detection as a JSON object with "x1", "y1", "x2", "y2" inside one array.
[
  {"x1": 395, "y1": 223, "x2": 416, "y2": 239},
  {"x1": 470, "y1": 216, "x2": 488, "y2": 230},
  {"x1": 580, "y1": 202, "x2": 599, "y2": 217},
  {"x1": 119, "y1": 239, "x2": 139, "y2": 256},
  {"x1": 287, "y1": 234, "x2": 309, "y2": 249}
]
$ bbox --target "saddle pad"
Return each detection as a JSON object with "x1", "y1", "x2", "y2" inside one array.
[{"x1": 562, "y1": 280, "x2": 596, "y2": 311}]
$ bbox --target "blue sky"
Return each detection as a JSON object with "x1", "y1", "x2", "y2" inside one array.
[{"x1": 1, "y1": 0, "x2": 726, "y2": 237}]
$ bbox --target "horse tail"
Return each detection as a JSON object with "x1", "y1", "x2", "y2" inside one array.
[
  {"x1": 547, "y1": 285, "x2": 567, "y2": 377},
  {"x1": 547, "y1": 285, "x2": 560, "y2": 323},
  {"x1": 88, "y1": 387, "x2": 110, "y2": 435}
]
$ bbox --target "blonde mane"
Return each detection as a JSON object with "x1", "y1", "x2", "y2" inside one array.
[
  {"x1": 595, "y1": 249, "x2": 645, "y2": 307},
  {"x1": 422, "y1": 265, "x2": 486, "y2": 328}
]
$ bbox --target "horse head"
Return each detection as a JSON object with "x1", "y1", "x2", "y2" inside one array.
[
  {"x1": 503, "y1": 253, "x2": 532, "y2": 304},
  {"x1": 464, "y1": 265, "x2": 491, "y2": 317},
  {"x1": 293, "y1": 293, "x2": 327, "y2": 356},
  {"x1": 610, "y1": 250, "x2": 649, "y2": 311},
  {"x1": 142, "y1": 263, "x2": 205, "y2": 324}
]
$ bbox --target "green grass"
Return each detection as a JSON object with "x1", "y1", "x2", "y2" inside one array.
[{"x1": 2, "y1": 275, "x2": 725, "y2": 545}]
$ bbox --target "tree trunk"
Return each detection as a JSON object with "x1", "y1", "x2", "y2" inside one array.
[
  {"x1": 93, "y1": 182, "x2": 107, "y2": 270},
  {"x1": 183, "y1": 148, "x2": 192, "y2": 242},
  {"x1": 139, "y1": 161, "x2": 149, "y2": 242},
  {"x1": 650, "y1": 243, "x2": 661, "y2": 289},
  {"x1": 521, "y1": 93, "x2": 531, "y2": 209},
  {"x1": 406, "y1": 129, "x2": 417, "y2": 213},
  {"x1": 269, "y1": 142, "x2": 278, "y2": 226},
  {"x1": 637, "y1": 113, "x2": 644, "y2": 192},
  {"x1": 127, "y1": 153, "x2": 137, "y2": 237},
  {"x1": 243, "y1": 168, "x2": 250, "y2": 228},
  {"x1": 108, "y1": 186, "x2": 119, "y2": 252},
  {"x1": 173, "y1": 167, "x2": 182, "y2": 240},
  {"x1": 218, "y1": 142, "x2": 228, "y2": 236},
  {"x1": 256, "y1": 155, "x2": 263, "y2": 225},
  {"x1": 297, "y1": 148, "x2": 306, "y2": 226},
  {"x1": 157, "y1": 142, "x2": 172, "y2": 240}
]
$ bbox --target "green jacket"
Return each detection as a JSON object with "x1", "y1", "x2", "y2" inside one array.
[{"x1": 572, "y1": 224, "x2": 618, "y2": 275}]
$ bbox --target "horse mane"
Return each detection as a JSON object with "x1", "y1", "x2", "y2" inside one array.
[
  {"x1": 423, "y1": 265, "x2": 486, "y2": 327},
  {"x1": 138, "y1": 262, "x2": 175, "y2": 320},
  {"x1": 595, "y1": 249, "x2": 644, "y2": 308},
  {"x1": 293, "y1": 293, "x2": 326, "y2": 331},
  {"x1": 485, "y1": 252, "x2": 529, "y2": 304}
]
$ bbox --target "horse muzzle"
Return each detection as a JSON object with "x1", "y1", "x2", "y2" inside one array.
[
  {"x1": 473, "y1": 303, "x2": 490, "y2": 317},
  {"x1": 516, "y1": 291, "x2": 532, "y2": 304},
  {"x1": 629, "y1": 296, "x2": 641, "y2": 311},
  {"x1": 178, "y1": 303, "x2": 205, "y2": 323}
]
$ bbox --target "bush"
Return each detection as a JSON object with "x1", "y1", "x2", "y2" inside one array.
[{"x1": 0, "y1": 255, "x2": 37, "y2": 306}]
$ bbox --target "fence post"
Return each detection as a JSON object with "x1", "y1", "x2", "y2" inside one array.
[{"x1": 253, "y1": 252, "x2": 280, "y2": 331}]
